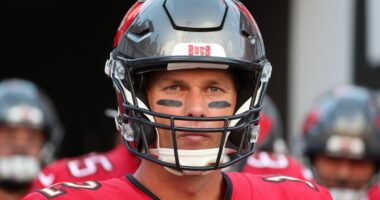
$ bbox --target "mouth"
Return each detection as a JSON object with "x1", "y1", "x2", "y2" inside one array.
[{"x1": 177, "y1": 132, "x2": 210, "y2": 143}]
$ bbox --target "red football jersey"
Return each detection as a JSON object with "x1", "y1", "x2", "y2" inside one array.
[
  {"x1": 365, "y1": 182, "x2": 380, "y2": 200},
  {"x1": 241, "y1": 151, "x2": 313, "y2": 181},
  {"x1": 24, "y1": 172, "x2": 332, "y2": 200},
  {"x1": 30, "y1": 145, "x2": 140, "y2": 190}
]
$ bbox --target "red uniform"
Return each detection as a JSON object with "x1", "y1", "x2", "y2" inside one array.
[
  {"x1": 30, "y1": 145, "x2": 140, "y2": 190},
  {"x1": 24, "y1": 172, "x2": 332, "y2": 200},
  {"x1": 241, "y1": 151, "x2": 313, "y2": 181},
  {"x1": 365, "y1": 182, "x2": 380, "y2": 200}
]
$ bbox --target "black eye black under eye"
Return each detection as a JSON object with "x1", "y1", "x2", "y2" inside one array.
[
  {"x1": 208, "y1": 101, "x2": 231, "y2": 108},
  {"x1": 156, "y1": 99, "x2": 183, "y2": 107}
]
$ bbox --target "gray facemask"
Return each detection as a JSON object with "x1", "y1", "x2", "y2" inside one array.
[
  {"x1": 329, "y1": 187, "x2": 366, "y2": 200},
  {"x1": 0, "y1": 155, "x2": 40, "y2": 183}
]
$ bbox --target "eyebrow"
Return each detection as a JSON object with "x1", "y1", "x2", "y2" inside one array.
[{"x1": 160, "y1": 78, "x2": 224, "y2": 86}]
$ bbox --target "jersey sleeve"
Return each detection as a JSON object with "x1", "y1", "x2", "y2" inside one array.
[
  {"x1": 227, "y1": 172, "x2": 332, "y2": 200},
  {"x1": 260, "y1": 175, "x2": 332, "y2": 200}
]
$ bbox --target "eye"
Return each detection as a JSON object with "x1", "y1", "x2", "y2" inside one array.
[
  {"x1": 208, "y1": 86, "x2": 222, "y2": 93},
  {"x1": 164, "y1": 85, "x2": 179, "y2": 91}
]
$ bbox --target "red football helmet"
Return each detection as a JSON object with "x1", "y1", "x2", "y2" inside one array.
[
  {"x1": 302, "y1": 85, "x2": 380, "y2": 199},
  {"x1": 105, "y1": 0, "x2": 272, "y2": 173}
]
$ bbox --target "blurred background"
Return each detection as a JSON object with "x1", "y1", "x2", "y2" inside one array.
[{"x1": 2, "y1": 0, "x2": 379, "y2": 158}]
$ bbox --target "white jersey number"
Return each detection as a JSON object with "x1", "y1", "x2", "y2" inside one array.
[{"x1": 67, "y1": 154, "x2": 113, "y2": 178}]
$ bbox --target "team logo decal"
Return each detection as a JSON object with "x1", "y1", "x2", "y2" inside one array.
[
  {"x1": 172, "y1": 43, "x2": 226, "y2": 57},
  {"x1": 188, "y1": 44, "x2": 211, "y2": 56}
]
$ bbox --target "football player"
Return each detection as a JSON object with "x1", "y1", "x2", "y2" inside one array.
[
  {"x1": 302, "y1": 85, "x2": 380, "y2": 200},
  {"x1": 24, "y1": 0, "x2": 331, "y2": 199},
  {"x1": 30, "y1": 110, "x2": 140, "y2": 190},
  {"x1": 0, "y1": 79, "x2": 63, "y2": 200}
]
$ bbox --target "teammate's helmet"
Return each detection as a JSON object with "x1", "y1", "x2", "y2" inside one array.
[
  {"x1": 256, "y1": 95, "x2": 287, "y2": 153},
  {"x1": 0, "y1": 79, "x2": 63, "y2": 161},
  {"x1": 302, "y1": 85, "x2": 380, "y2": 166},
  {"x1": 105, "y1": 0, "x2": 272, "y2": 172},
  {"x1": 0, "y1": 79, "x2": 63, "y2": 190}
]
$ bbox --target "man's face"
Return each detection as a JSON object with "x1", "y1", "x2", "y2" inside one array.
[
  {"x1": 314, "y1": 154, "x2": 376, "y2": 189},
  {"x1": 0, "y1": 125, "x2": 44, "y2": 157},
  {"x1": 146, "y1": 69, "x2": 237, "y2": 150}
]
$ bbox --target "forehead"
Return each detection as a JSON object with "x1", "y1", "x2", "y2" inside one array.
[
  {"x1": 149, "y1": 68, "x2": 234, "y2": 83},
  {"x1": 0, "y1": 125, "x2": 44, "y2": 136}
]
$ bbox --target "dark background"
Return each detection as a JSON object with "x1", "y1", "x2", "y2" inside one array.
[{"x1": 2, "y1": 0, "x2": 290, "y2": 158}]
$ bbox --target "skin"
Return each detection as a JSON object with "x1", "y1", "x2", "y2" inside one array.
[
  {"x1": 314, "y1": 154, "x2": 376, "y2": 189},
  {"x1": 0, "y1": 126, "x2": 44, "y2": 157},
  {"x1": 0, "y1": 125, "x2": 45, "y2": 200},
  {"x1": 147, "y1": 69, "x2": 237, "y2": 150},
  {"x1": 133, "y1": 68, "x2": 237, "y2": 200},
  {"x1": 0, "y1": 190, "x2": 25, "y2": 200}
]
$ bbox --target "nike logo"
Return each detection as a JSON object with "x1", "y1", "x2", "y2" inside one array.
[{"x1": 38, "y1": 172, "x2": 55, "y2": 187}]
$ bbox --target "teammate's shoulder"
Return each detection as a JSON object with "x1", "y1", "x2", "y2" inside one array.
[
  {"x1": 39, "y1": 151, "x2": 97, "y2": 174},
  {"x1": 31, "y1": 153, "x2": 101, "y2": 188},
  {"x1": 246, "y1": 151, "x2": 300, "y2": 168},
  {"x1": 104, "y1": 145, "x2": 137, "y2": 162},
  {"x1": 242, "y1": 151, "x2": 313, "y2": 180},
  {"x1": 226, "y1": 172, "x2": 332, "y2": 200},
  {"x1": 366, "y1": 182, "x2": 380, "y2": 200}
]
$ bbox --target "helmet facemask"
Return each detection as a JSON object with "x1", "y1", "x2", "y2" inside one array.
[{"x1": 106, "y1": 54, "x2": 271, "y2": 174}]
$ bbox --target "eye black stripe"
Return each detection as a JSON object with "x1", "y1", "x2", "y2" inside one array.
[
  {"x1": 156, "y1": 99, "x2": 183, "y2": 107},
  {"x1": 208, "y1": 101, "x2": 231, "y2": 108}
]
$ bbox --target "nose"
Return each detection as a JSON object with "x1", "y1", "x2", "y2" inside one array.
[
  {"x1": 184, "y1": 88, "x2": 207, "y2": 117},
  {"x1": 336, "y1": 160, "x2": 351, "y2": 180},
  {"x1": 11, "y1": 128, "x2": 36, "y2": 154}
]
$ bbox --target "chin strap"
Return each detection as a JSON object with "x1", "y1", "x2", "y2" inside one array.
[
  {"x1": 0, "y1": 155, "x2": 40, "y2": 183},
  {"x1": 150, "y1": 147, "x2": 235, "y2": 176}
]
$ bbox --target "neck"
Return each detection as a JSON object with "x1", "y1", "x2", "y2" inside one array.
[{"x1": 133, "y1": 160, "x2": 226, "y2": 200}]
